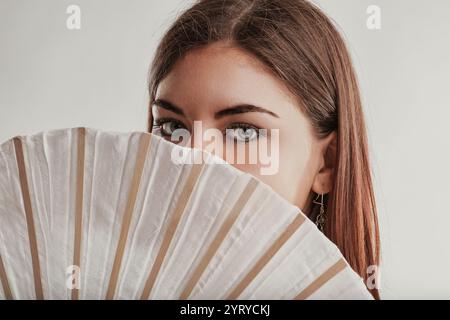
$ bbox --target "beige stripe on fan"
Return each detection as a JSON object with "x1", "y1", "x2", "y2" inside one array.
[
  {"x1": 71, "y1": 127, "x2": 86, "y2": 300},
  {"x1": 13, "y1": 137, "x2": 44, "y2": 300},
  {"x1": 0, "y1": 255, "x2": 13, "y2": 299},
  {"x1": 105, "y1": 133, "x2": 152, "y2": 299},
  {"x1": 226, "y1": 212, "x2": 306, "y2": 299},
  {"x1": 294, "y1": 257, "x2": 347, "y2": 300},
  {"x1": 140, "y1": 163, "x2": 205, "y2": 300},
  {"x1": 179, "y1": 177, "x2": 259, "y2": 300}
]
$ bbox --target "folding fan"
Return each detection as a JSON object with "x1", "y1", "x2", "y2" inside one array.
[{"x1": 0, "y1": 127, "x2": 372, "y2": 300}]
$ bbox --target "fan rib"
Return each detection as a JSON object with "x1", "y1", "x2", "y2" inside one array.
[
  {"x1": 13, "y1": 137, "x2": 44, "y2": 300},
  {"x1": 140, "y1": 162, "x2": 205, "y2": 300},
  {"x1": 0, "y1": 255, "x2": 13, "y2": 299},
  {"x1": 179, "y1": 177, "x2": 259, "y2": 300},
  {"x1": 71, "y1": 127, "x2": 86, "y2": 300},
  {"x1": 294, "y1": 257, "x2": 347, "y2": 300},
  {"x1": 226, "y1": 212, "x2": 306, "y2": 299},
  {"x1": 105, "y1": 133, "x2": 152, "y2": 300}
]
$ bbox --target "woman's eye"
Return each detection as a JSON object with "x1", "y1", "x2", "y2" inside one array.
[
  {"x1": 153, "y1": 119, "x2": 186, "y2": 137},
  {"x1": 226, "y1": 124, "x2": 260, "y2": 142}
]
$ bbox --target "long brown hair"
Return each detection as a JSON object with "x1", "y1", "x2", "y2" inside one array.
[{"x1": 147, "y1": 0, "x2": 381, "y2": 299}]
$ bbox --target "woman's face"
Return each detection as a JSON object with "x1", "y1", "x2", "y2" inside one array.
[{"x1": 152, "y1": 41, "x2": 335, "y2": 214}]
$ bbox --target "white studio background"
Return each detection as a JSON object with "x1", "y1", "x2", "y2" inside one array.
[{"x1": 0, "y1": 0, "x2": 449, "y2": 299}]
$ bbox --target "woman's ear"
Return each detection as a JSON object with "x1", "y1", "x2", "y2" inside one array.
[{"x1": 312, "y1": 131, "x2": 337, "y2": 195}]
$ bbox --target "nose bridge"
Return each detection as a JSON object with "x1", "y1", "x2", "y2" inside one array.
[
  {"x1": 190, "y1": 118, "x2": 213, "y2": 150},
  {"x1": 191, "y1": 119, "x2": 218, "y2": 149}
]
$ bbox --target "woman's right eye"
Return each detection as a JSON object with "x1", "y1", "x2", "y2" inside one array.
[{"x1": 153, "y1": 119, "x2": 187, "y2": 137}]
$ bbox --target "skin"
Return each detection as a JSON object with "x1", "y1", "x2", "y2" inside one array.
[{"x1": 151, "y1": 41, "x2": 336, "y2": 216}]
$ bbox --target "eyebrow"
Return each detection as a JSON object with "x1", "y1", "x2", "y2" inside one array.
[{"x1": 152, "y1": 98, "x2": 280, "y2": 119}]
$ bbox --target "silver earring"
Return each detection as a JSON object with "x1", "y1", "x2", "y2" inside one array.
[{"x1": 313, "y1": 193, "x2": 326, "y2": 232}]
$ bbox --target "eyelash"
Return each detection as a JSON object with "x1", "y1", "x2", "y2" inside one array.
[
  {"x1": 152, "y1": 118, "x2": 266, "y2": 142},
  {"x1": 152, "y1": 117, "x2": 184, "y2": 129}
]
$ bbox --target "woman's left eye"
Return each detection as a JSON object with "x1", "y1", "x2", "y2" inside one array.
[{"x1": 226, "y1": 123, "x2": 260, "y2": 142}]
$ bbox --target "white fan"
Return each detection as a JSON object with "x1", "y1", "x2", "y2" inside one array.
[{"x1": 0, "y1": 127, "x2": 372, "y2": 300}]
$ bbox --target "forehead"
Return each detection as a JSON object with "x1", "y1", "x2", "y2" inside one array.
[{"x1": 156, "y1": 42, "x2": 299, "y2": 116}]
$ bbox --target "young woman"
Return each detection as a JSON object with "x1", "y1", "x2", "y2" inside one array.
[{"x1": 147, "y1": 0, "x2": 380, "y2": 299}]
